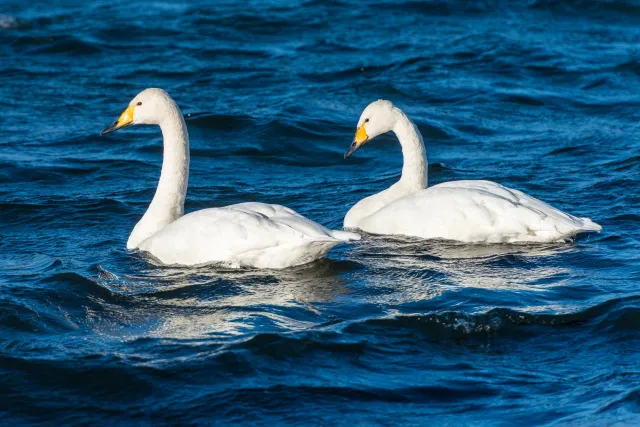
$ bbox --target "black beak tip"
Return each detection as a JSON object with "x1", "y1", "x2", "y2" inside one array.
[
  {"x1": 100, "y1": 121, "x2": 117, "y2": 136},
  {"x1": 100, "y1": 120, "x2": 124, "y2": 136},
  {"x1": 344, "y1": 141, "x2": 359, "y2": 159}
]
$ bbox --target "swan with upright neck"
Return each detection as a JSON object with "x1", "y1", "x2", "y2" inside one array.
[
  {"x1": 343, "y1": 100, "x2": 601, "y2": 243},
  {"x1": 101, "y1": 88, "x2": 359, "y2": 268}
]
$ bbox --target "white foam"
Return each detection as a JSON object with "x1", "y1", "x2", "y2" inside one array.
[{"x1": 0, "y1": 15, "x2": 19, "y2": 29}]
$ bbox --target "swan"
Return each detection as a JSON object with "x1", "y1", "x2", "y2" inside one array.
[
  {"x1": 342, "y1": 100, "x2": 601, "y2": 243},
  {"x1": 101, "y1": 88, "x2": 359, "y2": 269}
]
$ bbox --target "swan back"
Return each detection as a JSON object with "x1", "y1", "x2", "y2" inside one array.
[
  {"x1": 356, "y1": 180, "x2": 601, "y2": 242},
  {"x1": 139, "y1": 202, "x2": 360, "y2": 268}
]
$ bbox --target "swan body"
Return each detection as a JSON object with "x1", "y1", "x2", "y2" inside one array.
[
  {"x1": 138, "y1": 202, "x2": 358, "y2": 269},
  {"x1": 102, "y1": 89, "x2": 359, "y2": 269},
  {"x1": 343, "y1": 100, "x2": 601, "y2": 243}
]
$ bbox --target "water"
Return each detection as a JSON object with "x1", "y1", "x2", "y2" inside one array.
[{"x1": 1, "y1": 0, "x2": 639, "y2": 424}]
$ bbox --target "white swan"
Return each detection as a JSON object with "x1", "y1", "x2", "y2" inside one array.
[
  {"x1": 101, "y1": 88, "x2": 359, "y2": 269},
  {"x1": 343, "y1": 100, "x2": 601, "y2": 243}
]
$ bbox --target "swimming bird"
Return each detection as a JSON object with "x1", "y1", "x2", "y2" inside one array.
[
  {"x1": 101, "y1": 88, "x2": 359, "y2": 268},
  {"x1": 343, "y1": 100, "x2": 601, "y2": 243}
]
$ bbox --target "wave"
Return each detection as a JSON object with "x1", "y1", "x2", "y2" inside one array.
[
  {"x1": 601, "y1": 155, "x2": 640, "y2": 172},
  {"x1": 0, "y1": 14, "x2": 28, "y2": 30},
  {"x1": 546, "y1": 145, "x2": 593, "y2": 156},
  {"x1": 4, "y1": 257, "x2": 636, "y2": 341},
  {"x1": 202, "y1": 383, "x2": 500, "y2": 408},
  {"x1": 12, "y1": 35, "x2": 102, "y2": 55},
  {"x1": 342, "y1": 295, "x2": 640, "y2": 342},
  {"x1": 529, "y1": 0, "x2": 640, "y2": 17}
]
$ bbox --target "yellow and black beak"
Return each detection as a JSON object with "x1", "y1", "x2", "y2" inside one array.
[
  {"x1": 101, "y1": 105, "x2": 135, "y2": 135},
  {"x1": 344, "y1": 123, "x2": 369, "y2": 158}
]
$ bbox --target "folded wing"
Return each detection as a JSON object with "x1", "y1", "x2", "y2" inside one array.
[
  {"x1": 138, "y1": 202, "x2": 359, "y2": 268},
  {"x1": 359, "y1": 180, "x2": 600, "y2": 243}
]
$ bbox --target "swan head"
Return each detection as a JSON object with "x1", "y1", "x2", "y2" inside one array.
[
  {"x1": 101, "y1": 88, "x2": 177, "y2": 135},
  {"x1": 344, "y1": 99, "x2": 396, "y2": 158}
]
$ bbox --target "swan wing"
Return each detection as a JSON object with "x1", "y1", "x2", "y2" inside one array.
[
  {"x1": 138, "y1": 202, "x2": 359, "y2": 268},
  {"x1": 359, "y1": 180, "x2": 600, "y2": 243}
]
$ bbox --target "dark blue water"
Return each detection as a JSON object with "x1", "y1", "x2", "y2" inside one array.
[{"x1": 1, "y1": 0, "x2": 639, "y2": 424}]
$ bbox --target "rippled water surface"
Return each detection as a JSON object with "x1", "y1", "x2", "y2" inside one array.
[{"x1": 1, "y1": 0, "x2": 639, "y2": 424}]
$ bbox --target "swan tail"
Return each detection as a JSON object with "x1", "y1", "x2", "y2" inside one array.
[
  {"x1": 330, "y1": 230, "x2": 361, "y2": 241},
  {"x1": 578, "y1": 217, "x2": 602, "y2": 233}
]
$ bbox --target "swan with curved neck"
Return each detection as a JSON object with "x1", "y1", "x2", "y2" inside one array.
[
  {"x1": 343, "y1": 100, "x2": 601, "y2": 243},
  {"x1": 101, "y1": 88, "x2": 359, "y2": 268}
]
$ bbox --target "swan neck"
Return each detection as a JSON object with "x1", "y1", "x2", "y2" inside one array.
[
  {"x1": 154, "y1": 112, "x2": 189, "y2": 213},
  {"x1": 128, "y1": 104, "x2": 189, "y2": 249},
  {"x1": 392, "y1": 109, "x2": 427, "y2": 190}
]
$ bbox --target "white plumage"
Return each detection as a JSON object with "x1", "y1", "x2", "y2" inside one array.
[
  {"x1": 343, "y1": 100, "x2": 601, "y2": 243},
  {"x1": 139, "y1": 202, "x2": 359, "y2": 269}
]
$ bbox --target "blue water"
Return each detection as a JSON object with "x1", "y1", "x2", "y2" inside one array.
[{"x1": 1, "y1": 0, "x2": 639, "y2": 424}]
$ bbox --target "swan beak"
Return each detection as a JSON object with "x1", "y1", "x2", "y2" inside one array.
[
  {"x1": 101, "y1": 105, "x2": 135, "y2": 135},
  {"x1": 344, "y1": 124, "x2": 369, "y2": 158}
]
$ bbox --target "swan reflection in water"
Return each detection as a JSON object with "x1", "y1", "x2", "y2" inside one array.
[
  {"x1": 94, "y1": 237, "x2": 576, "y2": 339},
  {"x1": 351, "y1": 235, "x2": 574, "y2": 291},
  {"x1": 95, "y1": 255, "x2": 356, "y2": 339}
]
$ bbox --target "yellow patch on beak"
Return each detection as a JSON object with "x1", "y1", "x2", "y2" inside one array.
[
  {"x1": 344, "y1": 123, "x2": 369, "y2": 158},
  {"x1": 101, "y1": 105, "x2": 136, "y2": 135},
  {"x1": 116, "y1": 105, "x2": 135, "y2": 128},
  {"x1": 354, "y1": 123, "x2": 369, "y2": 144}
]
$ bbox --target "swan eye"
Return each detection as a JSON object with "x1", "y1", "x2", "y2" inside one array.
[
  {"x1": 365, "y1": 118, "x2": 369, "y2": 122},
  {"x1": 137, "y1": 102, "x2": 142, "y2": 106}
]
